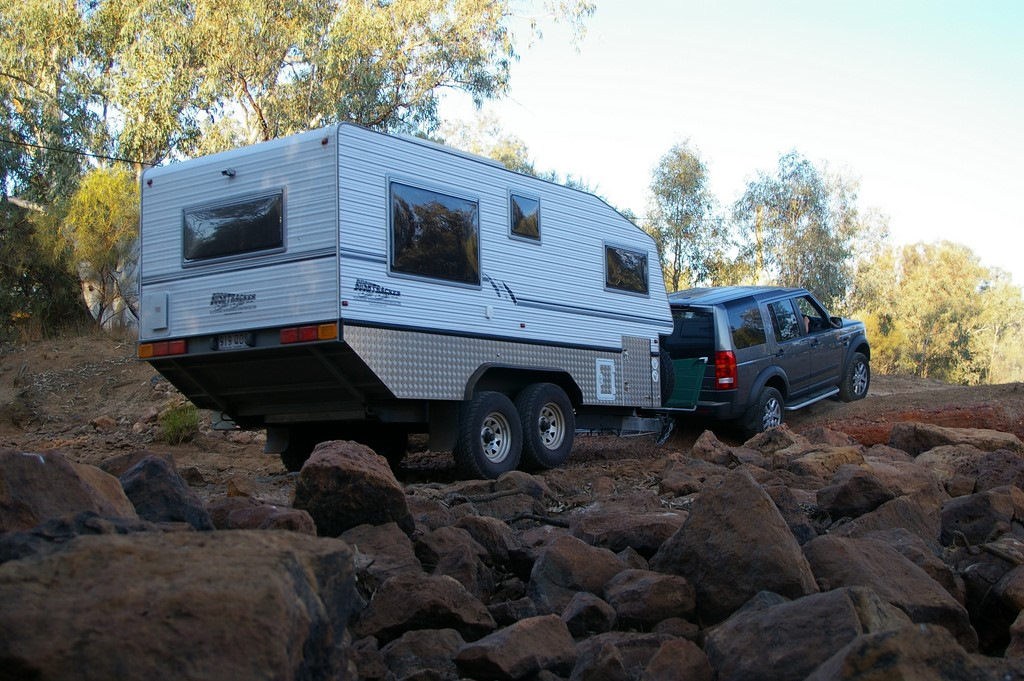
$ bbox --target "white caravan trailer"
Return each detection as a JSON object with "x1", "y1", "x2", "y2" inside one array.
[{"x1": 138, "y1": 124, "x2": 675, "y2": 478}]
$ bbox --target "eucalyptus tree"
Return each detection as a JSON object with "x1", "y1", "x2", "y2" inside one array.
[
  {"x1": 645, "y1": 140, "x2": 728, "y2": 292},
  {"x1": 732, "y1": 151, "x2": 862, "y2": 309},
  {"x1": 0, "y1": 0, "x2": 593, "y2": 333}
]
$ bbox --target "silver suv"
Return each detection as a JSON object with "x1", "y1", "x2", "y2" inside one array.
[{"x1": 660, "y1": 286, "x2": 870, "y2": 435}]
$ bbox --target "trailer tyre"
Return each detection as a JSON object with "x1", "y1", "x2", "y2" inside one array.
[
  {"x1": 659, "y1": 352, "x2": 676, "y2": 406},
  {"x1": 515, "y1": 383, "x2": 575, "y2": 470},
  {"x1": 455, "y1": 392, "x2": 523, "y2": 479}
]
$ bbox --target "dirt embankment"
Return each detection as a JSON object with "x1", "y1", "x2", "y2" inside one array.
[{"x1": 1, "y1": 334, "x2": 1022, "y2": 499}]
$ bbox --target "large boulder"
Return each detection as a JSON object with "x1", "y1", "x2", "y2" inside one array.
[
  {"x1": 803, "y1": 534, "x2": 977, "y2": 650},
  {"x1": 119, "y1": 454, "x2": 213, "y2": 530},
  {"x1": 889, "y1": 422, "x2": 1024, "y2": 457},
  {"x1": 292, "y1": 440, "x2": 414, "y2": 537},
  {"x1": 0, "y1": 449, "x2": 137, "y2": 532},
  {"x1": 454, "y1": 614, "x2": 577, "y2": 680},
  {"x1": 527, "y1": 534, "x2": 626, "y2": 614},
  {"x1": 649, "y1": 469, "x2": 818, "y2": 624},
  {"x1": 0, "y1": 530, "x2": 356, "y2": 681},
  {"x1": 703, "y1": 587, "x2": 911, "y2": 681}
]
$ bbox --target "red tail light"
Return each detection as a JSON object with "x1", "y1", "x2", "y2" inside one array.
[{"x1": 714, "y1": 350, "x2": 737, "y2": 390}]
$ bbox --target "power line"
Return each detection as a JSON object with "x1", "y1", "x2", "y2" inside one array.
[{"x1": 0, "y1": 137, "x2": 153, "y2": 166}]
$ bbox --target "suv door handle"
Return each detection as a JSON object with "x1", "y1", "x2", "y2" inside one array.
[{"x1": 775, "y1": 350, "x2": 785, "y2": 357}]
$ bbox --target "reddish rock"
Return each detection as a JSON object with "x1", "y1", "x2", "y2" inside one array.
[
  {"x1": 704, "y1": 587, "x2": 911, "y2": 681},
  {"x1": 381, "y1": 628, "x2": 465, "y2": 680},
  {"x1": 340, "y1": 522, "x2": 422, "y2": 593},
  {"x1": 889, "y1": 422, "x2": 1024, "y2": 457},
  {"x1": 527, "y1": 535, "x2": 626, "y2": 614},
  {"x1": 602, "y1": 569, "x2": 695, "y2": 629},
  {"x1": 0, "y1": 449, "x2": 137, "y2": 533},
  {"x1": 292, "y1": 440, "x2": 414, "y2": 537},
  {"x1": 690, "y1": 429, "x2": 738, "y2": 466},
  {"x1": 650, "y1": 469, "x2": 819, "y2": 624},
  {"x1": 803, "y1": 534, "x2": 977, "y2": 650},
  {"x1": 940, "y1": 484, "x2": 1024, "y2": 546},
  {"x1": 119, "y1": 454, "x2": 213, "y2": 530},
  {"x1": 0, "y1": 530, "x2": 356, "y2": 681},
  {"x1": 561, "y1": 591, "x2": 617, "y2": 636},
  {"x1": 353, "y1": 572, "x2": 495, "y2": 644},
  {"x1": 805, "y1": 624, "x2": 1020, "y2": 681},
  {"x1": 570, "y1": 508, "x2": 685, "y2": 558},
  {"x1": 642, "y1": 638, "x2": 713, "y2": 681},
  {"x1": 455, "y1": 614, "x2": 577, "y2": 680},
  {"x1": 816, "y1": 465, "x2": 897, "y2": 520}
]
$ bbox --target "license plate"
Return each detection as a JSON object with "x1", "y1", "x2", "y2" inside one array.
[{"x1": 217, "y1": 333, "x2": 250, "y2": 350}]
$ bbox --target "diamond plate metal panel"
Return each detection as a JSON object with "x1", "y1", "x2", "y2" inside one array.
[{"x1": 344, "y1": 325, "x2": 658, "y2": 408}]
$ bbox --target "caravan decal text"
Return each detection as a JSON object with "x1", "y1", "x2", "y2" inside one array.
[
  {"x1": 355, "y1": 278, "x2": 402, "y2": 305},
  {"x1": 209, "y1": 292, "x2": 257, "y2": 314}
]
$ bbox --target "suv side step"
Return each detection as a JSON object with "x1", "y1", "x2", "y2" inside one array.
[{"x1": 785, "y1": 386, "x2": 840, "y2": 411}]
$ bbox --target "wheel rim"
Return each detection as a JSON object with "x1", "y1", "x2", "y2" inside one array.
[
  {"x1": 537, "y1": 402, "x2": 566, "y2": 450},
  {"x1": 852, "y1": 361, "x2": 869, "y2": 396},
  {"x1": 481, "y1": 411, "x2": 513, "y2": 463},
  {"x1": 762, "y1": 396, "x2": 782, "y2": 430}
]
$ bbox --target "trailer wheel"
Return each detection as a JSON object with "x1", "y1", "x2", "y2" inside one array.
[
  {"x1": 455, "y1": 392, "x2": 522, "y2": 479},
  {"x1": 515, "y1": 383, "x2": 575, "y2": 470}
]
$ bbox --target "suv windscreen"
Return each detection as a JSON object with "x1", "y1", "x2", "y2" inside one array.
[{"x1": 726, "y1": 298, "x2": 767, "y2": 350}]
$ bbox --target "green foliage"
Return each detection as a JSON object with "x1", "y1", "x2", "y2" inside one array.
[
  {"x1": 30, "y1": 167, "x2": 139, "y2": 328},
  {"x1": 849, "y1": 241, "x2": 1024, "y2": 384},
  {"x1": 0, "y1": 200, "x2": 90, "y2": 339},
  {"x1": 158, "y1": 402, "x2": 201, "y2": 445},
  {"x1": 646, "y1": 141, "x2": 730, "y2": 292},
  {"x1": 732, "y1": 152, "x2": 864, "y2": 310}
]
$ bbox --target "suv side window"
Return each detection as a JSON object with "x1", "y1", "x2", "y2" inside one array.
[
  {"x1": 769, "y1": 300, "x2": 802, "y2": 342},
  {"x1": 726, "y1": 299, "x2": 767, "y2": 350},
  {"x1": 794, "y1": 294, "x2": 830, "y2": 333}
]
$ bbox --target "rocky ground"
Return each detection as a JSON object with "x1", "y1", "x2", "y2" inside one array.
[
  {"x1": 1, "y1": 334, "x2": 1022, "y2": 503},
  {"x1": 3, "y1": 334, "x2": 1024, "y2": 680}
]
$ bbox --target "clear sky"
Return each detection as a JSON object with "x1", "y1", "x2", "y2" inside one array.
[{"x1": 439, "y1": 0, "x2": 1024, "y2": 286}]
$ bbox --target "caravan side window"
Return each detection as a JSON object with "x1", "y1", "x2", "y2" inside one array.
[
  {"x1": 510, "y1": 193, "x2": 540, "y2": 241},
  {"x1": 182, "y1": 190, "x2": 284, "y2": 264},
  {"x1": 605, "y1": 244, "x2": 649, "y2": 295},
  {"x1": 390, "y1": 182, "x2": 480, "y2": 285}
]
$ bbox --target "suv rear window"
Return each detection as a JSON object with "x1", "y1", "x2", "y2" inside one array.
[
  {"x1": 664, "y1": 308, "x2": 715, "y2": 356},
  {"x1": 726, "y1": 299, "x2": 767, "y2": 349}
]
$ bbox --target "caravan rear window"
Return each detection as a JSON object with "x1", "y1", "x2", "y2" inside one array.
[
  {"x1": 182, "y1": 191, "x2": 284, "y2": 264},
  {"x1": 390, "y1": 182, "x2": 480, "y2": 285}
]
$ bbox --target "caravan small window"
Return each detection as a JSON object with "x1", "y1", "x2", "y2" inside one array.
[
  {"x1": 390, "y1": 182, "x2": 480, "y2": 285},
  {"x1": 182, "y1": 191, "x2": 284, "y2": 264},
  {"x1": 605, "y1": 244, "x2": 649, "y2": 294},
  {"x1": 510, "y1": 194, "x2": 540, "y2": 240}
]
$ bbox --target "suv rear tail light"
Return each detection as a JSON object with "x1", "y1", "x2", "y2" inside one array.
[{"x1": 714, "y1": 350, "x2": 737, "y2": 390}]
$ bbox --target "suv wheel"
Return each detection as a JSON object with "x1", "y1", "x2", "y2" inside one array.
[
  {"x1": 839, "y1": 352, "x2": 870, "y2": 402},
  {"x1": 742, "y1": 386, "x2": 784, "y2": 436}
]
